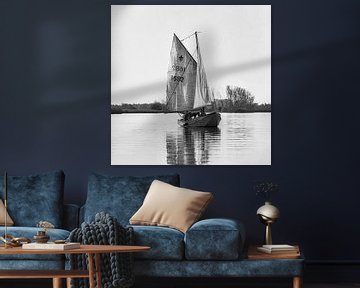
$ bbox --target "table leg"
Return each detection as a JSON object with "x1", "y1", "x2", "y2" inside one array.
[
  {"x1": 95, "y1": 253, "x2": 102, "y2": 288},
  {"x1": 293, "y1": 276, "x2": 302, "y2": 288},
  {"x1": 66, "y1": 277, "x2": 72, "y2": 288},
  {"x1": 52, "y1": 278, "x2": 62, "y2": 288},
  {"x1": 88, "y1": 253, "x2": 95, "y2": 288}
]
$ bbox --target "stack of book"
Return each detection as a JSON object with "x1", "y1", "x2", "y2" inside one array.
[
  {"x1": 257, "y1": 244, "x2": 299, "y2": 254},
  {"x1": 22, "y1": 242, "x2": 80, "y2": 250},
  {"x1": 248, "y1": 244, "x2": 300, "y2": 260}
]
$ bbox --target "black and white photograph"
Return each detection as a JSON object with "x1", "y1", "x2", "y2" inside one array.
[{"x1": 111, "y1": 5, "x2": 271, "y2": 165}]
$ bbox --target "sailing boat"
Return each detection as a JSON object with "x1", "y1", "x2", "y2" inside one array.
[{"x1": 166, "y1": 32, "x2": 221, "y2": 127}]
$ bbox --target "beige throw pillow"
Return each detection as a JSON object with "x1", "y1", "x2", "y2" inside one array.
[
  {"x1": 130, "y1": 180, "x2": 213, "y2": 233},
  {"x1": 0, "y1": 199, "x2": 14, "y2": 226}
]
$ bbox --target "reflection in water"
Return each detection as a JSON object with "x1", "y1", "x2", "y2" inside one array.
[
  {"x1": 112, "y1": 113, "x2": 271, "y2": 165},
  {"x1": 166, "y1": 127, "x2": 221, "y2": 165}
]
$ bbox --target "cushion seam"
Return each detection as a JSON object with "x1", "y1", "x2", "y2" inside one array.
[{"x1": 130, "y1": 219, "x2": 185, "y2": 233}]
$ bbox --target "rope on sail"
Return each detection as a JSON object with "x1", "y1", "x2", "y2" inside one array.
[
  {"x1": 181, "y1": 31, "x2": 203, "y2": 42},
  {"x1": 180, "y1": 32, "x2": 196, "y2": 42}
]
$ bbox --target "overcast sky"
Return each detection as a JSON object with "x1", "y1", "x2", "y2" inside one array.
[{"x1": 111, "y1": 5, "x2": 271, "y2": 105}]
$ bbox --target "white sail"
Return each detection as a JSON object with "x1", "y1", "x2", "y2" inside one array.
[
  {"x1": 166, "y1": 34, "x2": 197, "y2": 112},
  {"x1": 193, "y1": 32, "x2": 211, "y2": 109}
]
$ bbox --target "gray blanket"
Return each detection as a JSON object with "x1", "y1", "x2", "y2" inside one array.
[{"x1": 68, "y1": 212, "x2": 134, "y2": 288}]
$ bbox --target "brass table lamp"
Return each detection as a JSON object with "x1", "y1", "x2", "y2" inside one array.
[{"x1": 257, "y1": 201, "x2": 280, "y2": 245}]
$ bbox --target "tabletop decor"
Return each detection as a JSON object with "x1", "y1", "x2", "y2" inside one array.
[
  {"x1": 34, "y1": 220, "x2": 55, "y2": 243},
  {"x1": 0, "y1": 234, "x2": 31, "y2": 247},
  {"x1": 255, "y1": 181, "x2": 280, "y2": 245}
]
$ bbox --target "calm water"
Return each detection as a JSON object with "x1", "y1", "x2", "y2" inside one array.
[{"x1": 111, "y1": 113, "x2": 271, "y2": 165}]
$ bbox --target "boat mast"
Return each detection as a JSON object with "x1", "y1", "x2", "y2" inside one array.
[{"x1": 195, "y1": 31, "x2": 199, "y2": 54}]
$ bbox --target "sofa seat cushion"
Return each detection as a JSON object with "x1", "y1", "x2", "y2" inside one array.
[
  {"x1": 130, "y1": 225, "x2": 184, "y2": 260},
  {"x1": 184, "y1": 218, "x2": 245, "y2": 260},
  {"x1": 84, "y1": 174, "x2": 180, "y2": 226},
  {"x1": 0, "y1": 227, "x2": 70, "y2": 261},
  {"x1": 0, "y1": 170, "x2": 65, "y2": 227}
]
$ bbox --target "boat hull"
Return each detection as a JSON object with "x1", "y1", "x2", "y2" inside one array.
[{"x1": 178, "y1": 112, "x2": 221, "y2": 127}]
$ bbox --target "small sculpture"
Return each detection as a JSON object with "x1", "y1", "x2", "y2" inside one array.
[
  {"x1": 37, "y1": 220, "x2": 55, "y2": 232},
  {"x1": 34, "y1": 221, "x2": 55, "y2": 243},
  {"x1": 256, "y1": 202, "x2": 280, "y2": 245},
  {"x1": 254, "y1": 181, "x2": 280, "y2": 245},
  {"x1": 0, "y1": 234, "x2": 31, "y2": 247}
]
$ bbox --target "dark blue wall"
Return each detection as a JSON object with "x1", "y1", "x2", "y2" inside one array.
[{"x1": 1, "y1": 0, "x2": 359, "y2": 262}]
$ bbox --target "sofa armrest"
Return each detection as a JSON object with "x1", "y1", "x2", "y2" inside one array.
[
  {"x1": 79, "y1": 205, "x2": 85, "y2": 224},
  {"x1": 63, "y1": 204, "x2": 80, "y2": 231},
  {"x1": 184, "y1": 218, "x2": 245, "y2": 260}
]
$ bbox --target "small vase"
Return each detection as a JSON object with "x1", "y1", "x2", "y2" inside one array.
[{"x1": 256, "y1": 201, "x2": 280, "y2": 245}]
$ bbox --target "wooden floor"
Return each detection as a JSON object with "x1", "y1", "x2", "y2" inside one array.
[
  {"x1": 1, "y1": 279, "x2": 360, "y2": 288},
  {"x1": 305, "y1": 285, "x2": 360, "y2": 288},
  {"x1": 136, "y1": 281, "x2": 360, "y2": 288}
]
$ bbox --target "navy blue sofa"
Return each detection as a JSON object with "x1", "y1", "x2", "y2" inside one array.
[
  {"x1": 80, "y1": 173, "x2": 304, "y2": 282},
  {"x1": 0, "y1": 171, "x2": 303, "y2": 286}
]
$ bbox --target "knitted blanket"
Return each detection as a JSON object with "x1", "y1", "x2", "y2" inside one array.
[{"x1": 68, "y1": 212, "x2": 134, "y2": 288}]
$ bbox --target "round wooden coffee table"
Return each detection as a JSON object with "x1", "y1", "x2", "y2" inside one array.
[{"x1": 0, "y1": 244, "x2": 150, "y2": 288}]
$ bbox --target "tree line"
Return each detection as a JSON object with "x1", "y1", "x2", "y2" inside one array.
[
  {"x1": 111, "y1": 102, "x2": 165, "y2": 114},
  {"x1": 215, "y1": 85, "x2": 271, "y2": 112},
  {"x1": 111, "y1": 85, "x2": 271, "y2": 114}
]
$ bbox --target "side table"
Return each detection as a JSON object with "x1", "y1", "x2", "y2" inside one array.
[
  {"x1": 0, "y1": 244, "x2": 150, "y2": 288},
  {"x1": 247, "y1": 245, "x2": 304, "y2": 288}
]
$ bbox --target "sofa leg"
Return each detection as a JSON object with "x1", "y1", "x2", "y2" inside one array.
[
  {"x1": 293, "y1": 276, "x2": 302, "y2": 288},
  {"x1": 53, "y1": 278, "x2": 62, "y2": 288}
]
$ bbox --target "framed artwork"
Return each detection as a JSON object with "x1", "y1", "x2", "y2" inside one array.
[{"x1": 111, "y1": 5, "x2": 271, "y2": 165}]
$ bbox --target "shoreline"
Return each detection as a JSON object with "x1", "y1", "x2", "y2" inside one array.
[{"x1": 111, "y1": 110, "x2": 271, "y2": 114}]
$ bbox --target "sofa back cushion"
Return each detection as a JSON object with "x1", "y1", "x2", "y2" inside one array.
[
  {"x1": 83, "y1": 173, "x2": 180, "y2": 225},
  {"x1": 0, "y1": 171, "x2": 64, "y2": 227}
]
